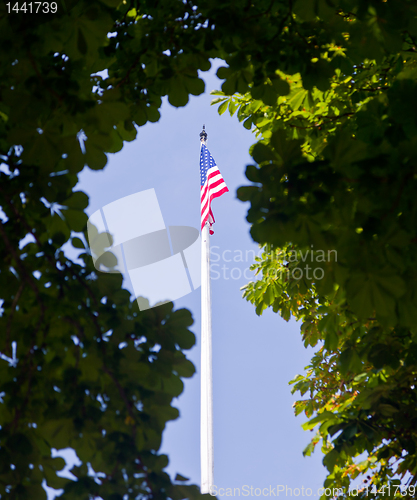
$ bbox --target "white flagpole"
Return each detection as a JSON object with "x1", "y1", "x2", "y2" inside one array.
[{"x1": 200, "y1": 126, "x2": 214, "y2": 494}]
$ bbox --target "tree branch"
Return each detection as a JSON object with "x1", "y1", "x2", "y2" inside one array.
[
  {"x1": 6, "y1": 282, "x2": 25, "y2": 356},
  {"x1": 0, "y1": 220, "x2": 45, "y2": 313}
]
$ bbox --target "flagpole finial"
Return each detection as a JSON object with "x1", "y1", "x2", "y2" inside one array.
[{"x1": 200, "y1": 124, "x2": 207, "y2": 144}]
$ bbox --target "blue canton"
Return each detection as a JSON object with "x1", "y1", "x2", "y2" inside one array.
[{"x1": 200, "y1": 144, "x2": 216, "y2": 187}]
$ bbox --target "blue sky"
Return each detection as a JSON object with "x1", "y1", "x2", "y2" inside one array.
[{"x1": 72, "y1": 61, "x2": 328, "y2": 497}]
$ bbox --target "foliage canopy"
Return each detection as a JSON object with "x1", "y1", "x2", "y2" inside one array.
[
  {"x1": 2, "y1": 0, "x2": 417, "y2": 498},
  {"x1": 0, "y1": 0, "x2": 210, "y2": 498},
  {"x1": 212, "y1": 0, "x2": 417, "y2": 497}
]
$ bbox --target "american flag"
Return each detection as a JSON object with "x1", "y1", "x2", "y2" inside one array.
[{"x1": 200, "y1": 144, "x2": 229, "y2": 234}]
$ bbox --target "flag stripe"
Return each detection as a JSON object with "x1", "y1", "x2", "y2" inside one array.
[
  {"x1": 201, "y1": 175, "x2": 227, "y2": 211},
  {"x1": 201, "y1": 188, "x2": 228, "y2": 227},
  {"x1": 201, "y1": 183, "x2": 228, "y2": 219}
]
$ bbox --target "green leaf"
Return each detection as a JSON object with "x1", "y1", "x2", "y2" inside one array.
[
  {"x1": 271, "y1": 76, "x2": 290, "y2": 96},
  {"x1": 218, "y1": 100, "x2": 229, "y2": 115},
  {"x1": 216, "y1": 66, "x2": 230, "y2": 80},
  {"x1": 64, "y1": 210, "x2": 88, "y2": 232},
  {"x1": 323, "y1": 449, "x2": 339, "y2": 473},
  {"x1": 71, "y1": 237, "x2": 86, "y2": 249},
  {"x1": 377, "y1": 403, "x2": 399, "y2": 417},
  {"x1": 7, "y1": 433, "x2": 33, "y2": 453},
  {"x1": 339, "y1": 348, "x2": 362, "y2": 375},
  {"x1": 367, "y1": 344, "x2": 400, "y2": 369},
  {"x1": 243, "y1": 116, "x2": 252, "y2": 130},
  {"x1": 264, "y1": 284, "x2": 274, "y2": 306},
  {"x1": 171, "y1": 328, "x2": 195, "y2": 350},
  {"x1": 47, "y1": 213, "x2": 71, "y2": 243},
  {"x1": 168, "y1": 77, "x2": 189, "y2": 107},
  {"x1": 96, "y1": 251, "x2": 118, "y2": 268},
  {"x1": 64, "y1": 191, "x2": 89, "y2": 210},
  {"x1": 84, "y1": 144, "x2": 108, "y2": 170},
  {"x1": 303, "y1": 440, "x2": 316, "y2": 457},
  {"x1": 22, "y1": 484, "x2": 47, "y2": 500},
  {"x1": 173, "y1": 358, "x2": 195, "y2": 378},
  {"x1": 175, "y1": 474, "x2": 189, "y2": 482},
  {"x1": 302, "y1": 411, "x2": 338, "y2": 431},
  {"x1": 88, "y1": 230, "x2": 113, "y2": 256},
  {"x1": 287, "y1": 89, "x2": 308, "y2": 110},
  {"x1": 269, "y1": 130, "x2": 303, "y2": 163},
  {"x1": 77, "y1": 28, "x2": 88, "y2": 55},
  {"x1": 251, "y1": 143, "x2": 276, "y2": 164}
]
